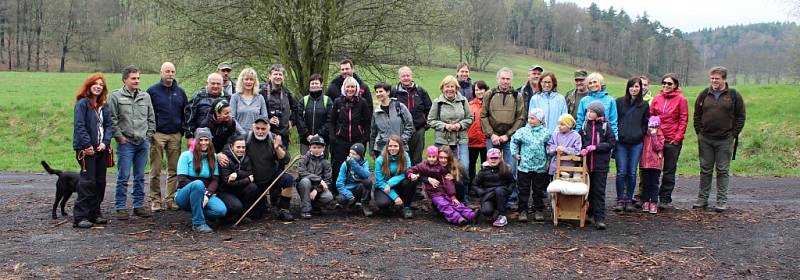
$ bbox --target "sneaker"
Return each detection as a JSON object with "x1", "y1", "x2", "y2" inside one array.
[
  {"x1": 457, "y1": 217, "x2": 467, "y2": 226},
  {"x1": 613, "y1": 200, "x2": 624, "y2": 212},
  {"x1": 641, "y1": 202, "x2": 650, "y2": 213},
  {"x1": 595, "y1": 221, "x2": 607, "y2": 230},
  {"x1": 692, "y1": 200, "x2": 709, "y2": 209},
  {"x1": 133, "y1": 207, "x2": 152, "y2": 218},
  {"x1": 518, "y1": 212, "x2": 529, "y2": 223},
  {"x1": 345, "y1": 197, "x2": 357, "y2": 208},
  {"x1": 115, "y1": 209, "x2": 129, "y2": 220},
  {"x1": 74, "y1": 220, "x2": 93, "y2": 229},
  {"x1": 624, "y1": 200, "x2": 634, "y2": 212},
  {"x1": 353, "y1": 202, "x2": 363, "y2": 209},
  {"x1": 362, "y1": 206, "x2": 374, "y2": 217},
  {"x1": 492, "y1": 215, "x2": 508, "y2": 227},
  {"x1": 658, "y1": 202, "x2": 672, "y2": 210},
  {"x1": 166, "y1": 200, "x2": 180, "y2": 210},
  {"x1": 714, "y1": 203, "x2": 727, "y2": 212},
  {"x1": 89, "y1": 216, "x2": 108, "y2": 224},
  {"x1": 300, "y1": 212, "x2": 312, "y2": 219},
  {"x1": 534, "y1": 211, "x2": 545, "y2": 221},
  {"x1": 649, "y1": 203, "x2": 658, "y2": 214},
  {"x1": 192, "y1": 224, "x2": 213, "y2": 233},
  {"x1": 278, "y1": 209, "x2": 295, "y2": 221},
  {"x1": 150, "y1": 202, "x2": 163, "y2": 212},
  {"x1": 402, "y1": 207, "x2": 414, "y2": 219}
]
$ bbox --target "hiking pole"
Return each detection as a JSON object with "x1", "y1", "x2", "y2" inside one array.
[{"x1": 234, "y1": 154, "x2": 302, "y2": 227}]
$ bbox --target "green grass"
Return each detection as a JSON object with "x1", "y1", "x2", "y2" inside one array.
[{"x1": 1, "y1": 57, "x2": 798, "y2": 177}]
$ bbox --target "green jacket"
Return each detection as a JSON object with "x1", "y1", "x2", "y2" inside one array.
[
  {"x1": 109, "y1": 87, "x2": 156, "y2": 145},
  {"x1": 427, "y1": 93, "x2": 473, "y2": 145}
]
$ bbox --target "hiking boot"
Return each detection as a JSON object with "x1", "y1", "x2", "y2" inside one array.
[
  {"x1": 166, "y1": 200, "x2": 180, "y2": 210},
  {"x1": 362, "y1": 206, "x2": 374, "y2": 217},
  {"x1": 518, "y1": 211, "x2": 529, "y2": 222},
  {"x1": 89, "y1": 216, "x2": 108, "y2": 225},
  {"x1": 492, "y1": 215, "x2": 508, "y2": 227},
  {"x1": 150, "y1": 201, "x2": 163, "y2": 212},
  {"x1": 641, "y1": 202, "x2": 650, "y2": 213},
  {"x1": 278, "y1": 209, "x2": 295, "y2": 221},
  {"x1": 613, "y1": 200, "x2": 624, "y2": 212},
  {"x1": 624, "y1": 200, "x2": 634, "y2": 212},
  {"x1": 300, "y1": 212, "x2": 312, "y2": 220},
  {"x1": 595, "y1": 221, "x2": 607, "y2": 230},
  {"x1": 115, "y1": 209, "x2": 129, "y2": 220},
  {"x1": 402, "y1": 207, "x2": 414, "y2": 219},
  {"x1": 714, "y1": 203, "x2": 728, "y2": 212},
  {"x1": 649, "y1": 203, "x2": 658, "y2": 214},
  {"x1": 692, "y1": 199, "x2": 708, "y2": 209},
  {"x1": 133, "y1": 207, "x2": 152, "y2": 218},
  {"x1": 658, "y1": 202, "x2": 672, "y2": 210},
  {"x1": 74, "y1": 220, "x2": 93, "y2": 229},
  {"x1": 533, "y1": 211, "x2": 545, "y2": 221},
  {"x1": 192, "y1": 224, "x2": 213, "y2": 233},
  {"x1": 344, "y1": 197, "x2": 357, "y2": 208}
]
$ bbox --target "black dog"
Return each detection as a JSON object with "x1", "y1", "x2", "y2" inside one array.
[{"x1": 42, "y1": 161, "x2": 79, "y2": 219}]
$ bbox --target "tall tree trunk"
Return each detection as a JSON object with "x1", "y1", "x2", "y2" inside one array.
[
  {"x1": 59, "y1": 0, "x2": 76, "y2": 73},
  {"x1": 34, "y1": 0, "x2": 42, "y2": 71},
  {"x1": 15, "y1": 0, "x2": 21, "y2": 69},
  {"x1": 25, "y1": 0, "x2": 32, "y2": 71}
]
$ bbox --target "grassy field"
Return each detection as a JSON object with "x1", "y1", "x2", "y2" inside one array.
[{"x1": 1, "y1": 56, "x2": 798, "y2": 177}]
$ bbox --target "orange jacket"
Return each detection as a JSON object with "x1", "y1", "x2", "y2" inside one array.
[{"x1": 467, "y1": 98, "x2": 485, "y2": 148}]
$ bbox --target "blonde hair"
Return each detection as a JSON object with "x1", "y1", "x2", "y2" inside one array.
[
  {"x1": 558, "y1": 114, "x2": 576, "y2": 128},
  {"x1": 340, "y1": 76, "x2": 361, "y2": 96},
  {"x1": 586, "y1": 72, "x2": 605, "y2": 86},
  {"x1": 235, "y1": 67, "x2": 260, "y2": 94},
  {"x1": 439, "y1": 75, "x2": 459, "y2": 92}
]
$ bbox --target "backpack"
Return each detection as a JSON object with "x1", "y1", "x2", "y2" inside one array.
[
  {"x1": 485, "y1": 89, "x2": 520, "y2": 120},
  {"x1": 302, "y1": 95, "x2": 329, "y2": 109},
  {"x1": 436, "y1": 98, "x2": 469, "y2": 121}
]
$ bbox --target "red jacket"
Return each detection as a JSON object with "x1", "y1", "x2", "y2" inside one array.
[
  {"x1": 649, "y1": 89, "x2": 688, "y2": 144},
  {"x1": 640, "y1": 129, "x2": 665, "y2": 170},
  {"x1": 467, "y1": 98, "x2": 485, "y2": 148}
]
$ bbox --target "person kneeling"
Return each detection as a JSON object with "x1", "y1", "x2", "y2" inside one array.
[
  {"x1": 407, "y1": 146, "x2": 475, "y2": 225},
  {"x1": 374, "y1": 136, "x2": 417, "y2": 218},
  {"x1": 297, "y1": 136, "x2": 335, "y2": 219},
  {"x1": 175, "y1": 128, "x2": 227, "y2": 233},
  {"x1": 472, "y1": 148, "x2": 514, "y2": 227},
  {"x1": 335, "y1": 143, "x2": 373, "y2": 217}
]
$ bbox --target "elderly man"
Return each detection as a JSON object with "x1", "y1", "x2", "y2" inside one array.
[
  {"x1": 692, "y1": 66, "x2": 746, "y2": 212},
  {"x1": 217, "y1": 62, "x2": 236, "y2": 96},
  {"x1": 260, "y1": 63, "x2": 303, "y2": 148},
  {"x1": 146, "y1": 62, "x2": 188, "y2": 211},
  {"x1": 326, "y1": 59, "x2": 373, "y2": 113},
  {"x1": 565, "y1": 69, "x2": 589, "y2": 119},
  {"x1": 109, "y1": 65, "x2": 156, "y2": 220},
  {"x1": 390, "y1": 66, "x2": 432, "y2": 164},
  {"x1": 519, "y1": 64, "x2": 544, "y2": 107},
  {"x1": 185, "y1": 73, "x2": 229, "y2": 140},
  {"x1": 248, "y1": 117, "x2": 295, "y2": 221}
]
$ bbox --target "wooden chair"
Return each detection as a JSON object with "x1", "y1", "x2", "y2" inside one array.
[{"x1": 549, "y1": 154, "x2": 590, "y2": 227}]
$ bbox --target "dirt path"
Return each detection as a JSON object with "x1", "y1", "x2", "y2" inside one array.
[{"x1": 1, "y1": 173, "x2": 798, "y2": 279}]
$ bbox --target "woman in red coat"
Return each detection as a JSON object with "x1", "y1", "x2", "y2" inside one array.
[{"x1": 648, "y1": 74, "x2": 688, "y2": 209}]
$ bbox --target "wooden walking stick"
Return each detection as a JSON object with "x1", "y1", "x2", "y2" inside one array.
[{"x1": 234, "y1": 154, "x2": 302, "y2": 227}]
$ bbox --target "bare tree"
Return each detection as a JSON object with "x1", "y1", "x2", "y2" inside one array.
[
  {"x1": 448, "y1": 0, "x2": 506, "y2": 70},
  {"x1": 58, "y1": 0, "x2": 76, "y2": 72}
]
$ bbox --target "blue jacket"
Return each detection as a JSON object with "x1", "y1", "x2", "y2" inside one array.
[
  {"x1": 510, "y1": 123, "x2": 550, "y2": 173},
  {"x1": 147, "y1": 80, "x2": 189, "y2": 136},
  {"x1": 73, "y1": 98, "x2": 112, "y2": 151},
  {"x1": 528, "y1": 91, "x2": 568, "y2": 133},
  {"x1": 335, "y1": 158, "x2": 371, "y2": 192},
  {"x1": 374, "y1": 152, "x2": 412, "y2": 200},
  {"x1": 576, "y1": 88, "x2": 618, "y2": 139}
]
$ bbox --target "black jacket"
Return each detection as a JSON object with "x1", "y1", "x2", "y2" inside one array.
[
  {"x1": 185, "y1": 88, "x2": 230, "y2": 138},
  {"x1": 259, "y1": 83, "x2": 304, "y2": 137},
  {"x1": 247, "y1": 133, "x2": 290, "y2": 185},
  {"x1": 615, "y1": 97, "x2": 649, "y2": 144},
  {"x1": 147, "y1": 80, "x2": 188, "y2": 136},
  {"x1": 472, "y1": 163, "x2": 515, "y2": 191},
  {"x1": 73, "y1": 99, "x2": 112, "y2": 151},
  {"x1": 299, "y1": 91, "x2": 332, "y2": 145},
  {"x1": 459, "y1": 78, "x2": 474, "y2": 101},
  {"x1": 580, "y1": 119, "x2": 616, "y2": 173},
  {"x1": 218, "y1": 146, "x2": 254, "y2": 193},
  {"x1": 200, "y1": 114, "x2": 245, "y2": 153},
  {"x1": 327, "y1": 95, "x2": 371, "y2": 144},
  {"x1": 326, "y1": 73, "x2": 373, "y2": 113},
  {"x1": 390, "y1": 82, "x2": 432, "y2": 130}
]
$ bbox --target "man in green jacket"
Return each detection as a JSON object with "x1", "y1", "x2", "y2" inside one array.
[
  {"x1": 565, "y1": 69, "x2": 589, "y2": 119},
  {"x1": 109, "y1": 65, "x2": 156, "y2": 220}
]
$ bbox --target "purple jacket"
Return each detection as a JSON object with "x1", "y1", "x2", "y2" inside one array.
[
  {"x1": 546, "y1": 130, "x2": 582, "y2": 175},
  {"x1": 407, "y1": 162, "x2": 456, "y2": 198}
]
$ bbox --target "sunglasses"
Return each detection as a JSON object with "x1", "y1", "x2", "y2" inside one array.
[{"x1": 662, "y1": 81, "x2": 674, "y2": 86}]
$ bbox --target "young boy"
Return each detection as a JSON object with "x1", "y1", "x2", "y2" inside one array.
[
  {"x1": 335, "y1": 143, "x2": 373, "y2": 217},
  {"x1": 296, "y1": 136, "x2": 335, "y2": 219},
  {"x1": 580, "y1": 101, "x2": 616, "y2": 230},
  {"x1": 510, "y1": 108, "x2": 551, "y2": 222}
]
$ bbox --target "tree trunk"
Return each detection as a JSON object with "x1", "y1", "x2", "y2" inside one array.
[
  {"x1": 34, "y1": 0, "x2": 42, "y2": 71},
  {"x1": 59, "y1": 0, "x2": 76, "y2": 73},
  {"x1": 15, "y1": 0, "x2": 21, "y2": 69}
]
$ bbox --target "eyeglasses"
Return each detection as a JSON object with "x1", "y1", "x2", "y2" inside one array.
[{"x1": 662, "y1": 81, "x2": 674, "y2": 86}]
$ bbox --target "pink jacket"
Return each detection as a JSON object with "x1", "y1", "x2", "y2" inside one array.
[
  {"x1": 650, "y1": 89, "x2": 688, "y2": 144},
  {"x1": 640, "y1": 129, "x2": 665, "y2": 170}
]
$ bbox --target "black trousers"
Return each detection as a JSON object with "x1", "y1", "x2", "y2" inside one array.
[
  {"x1": 588, "y1": 171, "x2": 608, "y2": 221},
  {"x1": 468, "y1": 147, "x2": 487, "y2": 183},
  {"x1": 373, "y1": 179, "x2": 417, "y2": 210},
  {"x1": 473, "y1": 185, "x2": 510, "y2": 217},
  {"x1": 336, "y1": 179, "x2": 373, "y2": 204},
  {"x1": 217, "y1": 182, "x2": 260, "y2": 221},
  {"x1": 330, "y1": 138, "x2": 355, "y2": 196},
  {"x1": 659, "y1": 143, "x2": 682, "y2": 203},
  {"x1": 517, "y1": 171, "x2": 549, "y2": 212},
  {"x1": 640, "y1": 169, "x2": 661, "y2": 203},
  {"x1": 73, "y1": 151, "x2": 107, "y2": 223}
]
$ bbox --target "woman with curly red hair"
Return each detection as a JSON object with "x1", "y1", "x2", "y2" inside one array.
[{"x1": 72, "y1": 73, "x2": 113, "y2": 228}]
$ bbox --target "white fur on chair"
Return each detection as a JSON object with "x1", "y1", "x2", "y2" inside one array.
[{"x1": 547, "y1": 179, "x2": 589, "y2": 196}]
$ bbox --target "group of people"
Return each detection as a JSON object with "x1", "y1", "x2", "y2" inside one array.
[{"x1": 70, "y1": 59, "x2": 745, "y2": 232}]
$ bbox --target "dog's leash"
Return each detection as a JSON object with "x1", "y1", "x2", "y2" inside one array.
[{"x1": 77, "y1": 150, "x2": 87, "y2": 172}]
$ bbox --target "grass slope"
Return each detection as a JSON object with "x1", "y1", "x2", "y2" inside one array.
[{"x1": 0, "y1": 56, "x2": 797, "y2": 177}]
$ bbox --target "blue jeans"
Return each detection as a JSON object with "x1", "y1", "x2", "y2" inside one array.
[
  {"x1": 175, "y1": 180, "x2": 227, "y2": 226},
  {"x1": 115, "y1": 141, "x2": 149, "y2": 209},
  {"x1": 486, "y1": 139, "x2": 517, "y2": 208},
  {"x1": 614, "y1": 142, "x2": 643, "y2": 201}
]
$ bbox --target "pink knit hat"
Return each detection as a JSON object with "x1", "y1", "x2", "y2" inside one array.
[{"x1": 426, "y1": 146, "x2": 439, "y2": 157}]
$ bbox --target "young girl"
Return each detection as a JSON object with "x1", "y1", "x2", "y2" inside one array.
[
  {"x1": 335, "y1": 143, "x2": 373, "y2": 217},
  {"x1": 374, "y1": 135, "x2": 417, "y2": 218},
  {"x1": 217, "y1": 135, "x2": 260, "y2": 223},
  {"x1": 640, "y1": 116, "x2": 665, "y2": 214},
  {"x1": 472, "y1": 148, "x2": 515, "y2": 227},
  {"x1": 438, "y1": 146, "x2": 469, "y2": 203},
  {"x1": 547, "y1": 114, "x2": 582, "y2": 176},
  {"x1": 580, "y1": 101, "x2": 616, "y2": 230},
  {"x1": 408, "y1": 146, "x2": 476, "y2": 225},
  {"x1": 510, "y1": 108, "x2": 551, "y2": 222}
]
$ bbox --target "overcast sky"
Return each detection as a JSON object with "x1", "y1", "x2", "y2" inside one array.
[{"x1": 560, "y1": 0, "x2": 798, "y2": 32}]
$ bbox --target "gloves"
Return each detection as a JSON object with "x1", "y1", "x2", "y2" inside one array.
[
  {"x1": 586, "y1": 145, "x2": 596, "y2": 152},
  {"x1": 580, "y1": 149, "x2": 588, "y2": 156}
]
